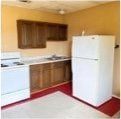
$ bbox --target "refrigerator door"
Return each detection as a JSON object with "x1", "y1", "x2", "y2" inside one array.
[
  {"x1": 72, "y1": 36, "x2": 100, "y2": 59},
  {"x1": 72, "y1": 58, "x2": 99, "y2": 106}
]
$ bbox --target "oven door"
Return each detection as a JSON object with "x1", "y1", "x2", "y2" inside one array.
[{"x1": 1, "y1": 66, "x2": 30, "y2": 95}]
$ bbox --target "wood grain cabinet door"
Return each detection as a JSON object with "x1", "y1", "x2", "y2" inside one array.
[
  {"x1": 30, "y1": 69, "x2": 40, "y2": 92},
  {"x1": 17, "y1": 21, "x2": 34, "y2": 48},
  {"x1": 65, "y1": 60, "x2": 72, "y2": 82},
  {"x1": 47, "y1": 24, "x2": 59, "y2": 41},
  {"x1": 34, "y1": 23, "x2": 46, "y2": 48},
  {"x1": 47, "y1": 24, "x2": 67, "y2": 41},
  {"x1": 30, "y1": 63, "x2": 52, "y2": 93},
  {"x1": 40, "y1": 70, "x2": 51, "y2": 89},
  {"x1": 51, "y1": 62, "x2": 66, "y2": 85},
  {"x1": 58, "y1": 25, "x2": 67, "y2": 41},
  {"x1": 39, "y1": 63, "x2": 51, "y2": 89}
]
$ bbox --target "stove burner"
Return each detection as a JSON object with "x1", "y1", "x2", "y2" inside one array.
[
  {"x1": 17, "y1": 63, "x2": 24, "y2": 65},
  {"x1": 1, "y1": 64, "x2": 9, "y2": 67},
  {"x1": 13, "y1": 62, "x2": 24, "y2": 65}
]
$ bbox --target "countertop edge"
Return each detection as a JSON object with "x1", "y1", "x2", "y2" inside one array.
[{"x1": 1, "y1": 58, "x2": 71, "y2": 70}]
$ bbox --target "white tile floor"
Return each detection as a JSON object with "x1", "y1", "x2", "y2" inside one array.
[{"x1": 2, "y1": 91, "x2": 120, "y2": 119}]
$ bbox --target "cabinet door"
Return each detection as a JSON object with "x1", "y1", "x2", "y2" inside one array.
[
  {"x1": 17, "y1": 21, "x2": 34, "y2": 48},
  {"x1": 30, "y1": 69, "x2": 40, "y2": 92},
  {"x1": 40, "y1": 70, "x2": 51, "y2": 89},
  {"x1": 58, "y1": 25, "x2": 67, "y2": 41},
  {"x1": 47, "y1": 24, "x2": 59, "y2": 41},
  {"x1": 39, "y1": 63, "x2": 51, "y2": 89},
  {"x1": 30, "y1": 63, "x2": 51, "y2": 93},
  {"x1": 52, "y1": 62, "x2": 65, "y2": 85},
  {"x1": 34, "y1": 23, "x2": 46, "y2": 48},
  {"x1": 65, "y1": 60, "x2": 72, "y2": 82}
]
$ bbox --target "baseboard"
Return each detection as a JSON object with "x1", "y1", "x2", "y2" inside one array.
[
  {"x1": 31, "y1": 81, "x2": 71, "y2": 94},
  {"x1": 112, "y1": 94, "x2": 120, "y2": 99}
]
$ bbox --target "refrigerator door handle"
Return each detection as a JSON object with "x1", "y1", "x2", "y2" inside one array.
[
  {"x1": 73, "y1": 57, "x2": 99, "y2": 61},
  {"x1": 94, "y1": 59, "x2": 98, "y2": 61}
]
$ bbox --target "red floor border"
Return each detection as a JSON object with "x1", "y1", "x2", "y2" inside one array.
[{"x1": 1, "y1": 82, "x2": 120, "y2": 117}]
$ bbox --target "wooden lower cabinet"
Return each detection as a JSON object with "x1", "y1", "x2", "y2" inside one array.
[
  {"x1": 40, "y1": 69, "x2": 51, "y2": 88},
  {"x1": 51, "y1": 62, "x2": 65, "y2": 85},
  {"x1": 30, "y1": 69, "x2": 40, "y2": 91},
  {"x1": 30, "y1": 63, "x2": 51, "y2": 92},
  {"x1": 30, "y1": 60, "x2": 71, "y2": 93},
  {"x1": 65, "y1": 60, "x2": 72, "y2": 82}
]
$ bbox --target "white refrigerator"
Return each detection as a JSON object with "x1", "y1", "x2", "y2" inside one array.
[{"x1": 72, "y1": 35, "x2": 115, "y2": 107}]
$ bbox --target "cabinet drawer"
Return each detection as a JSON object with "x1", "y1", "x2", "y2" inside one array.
[{"x1": 52, "y1": 61, "x2": 65, "y2": 68}]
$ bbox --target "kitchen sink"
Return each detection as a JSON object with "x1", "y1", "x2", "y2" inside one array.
[
  {"x1": 22, "y1": 55, "x2": 69, "y2": 64},
  {"x1": 45, "y1": 55, "x2": 67, "y2": 61}
]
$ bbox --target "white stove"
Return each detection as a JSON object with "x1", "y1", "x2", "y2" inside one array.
[
  {"x1": 1, "y1": 52, "x2": 24, "y2": 67},
  {"x1": 1, "y1": 52, "x2": 30, "y2": 106}
]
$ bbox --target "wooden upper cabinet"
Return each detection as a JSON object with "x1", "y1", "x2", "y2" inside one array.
[
  {"x1": 17, "y1": 20, "x2": 68, "y2": 49},
  {"x1": 17, "y1": 21, "x2": 34, "y2": 48},
  {"x1": 47, "y1": 23, "x2": 67, "y2": 41},
  {"x1": 47, "y1": 24, "x2": 59, "y2": 41},
  {"x1": 34, "y1": 23, "x2": 47, "y2": 48},
  {"x1": 58, "y1": 25, "x2": 67, "y2": 41},
  {"x1": 17, "y1": 20, "x2": 46, "y2": 49}
]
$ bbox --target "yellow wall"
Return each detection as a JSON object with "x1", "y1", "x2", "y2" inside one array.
[
  {"x1": 1, "y1": 5, "x2": 70, "y2": 57},
  {"x1": 64, "y1": 1, "x2": 120, "y2": 96},
  {"x1": 1, "y1": 2, "x2": 120, "y2": 96}
]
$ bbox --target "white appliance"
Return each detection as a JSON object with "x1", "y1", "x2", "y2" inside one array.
[
  {"x1": 72, "y1": 35, "x2": 115, "y2": 107},
  {"x1": 1, "y1": 52, "x2": 30, "y2": 106}
]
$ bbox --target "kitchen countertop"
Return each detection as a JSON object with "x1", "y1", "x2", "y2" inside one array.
[
  {"x1": 22, "y1": 57, "x2": 71, "y2": 66},
  {"x1": 1, "y1": 55, "x2": 71, "y2": 70}
]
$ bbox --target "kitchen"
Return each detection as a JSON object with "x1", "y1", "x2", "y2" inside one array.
[{"x1": 1, "y1": 0, "x2": 120, "y2": 118}]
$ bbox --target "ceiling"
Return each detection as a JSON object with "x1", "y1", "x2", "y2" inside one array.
[{"x1": 2, "y1": 0, "x2": 114, "y2": 14}]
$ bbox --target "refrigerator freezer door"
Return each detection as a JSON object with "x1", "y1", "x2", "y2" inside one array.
[
  {"x1": 72, "y1": 36, "x2": 99, "y2": 59},
  {"x1": 72, "y1": 58, "x2": 99, "y2": 106}
]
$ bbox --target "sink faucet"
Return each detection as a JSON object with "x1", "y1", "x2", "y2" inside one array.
[{"x1": 52, "y1": 54, "x2": 57, "y2": 58}]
